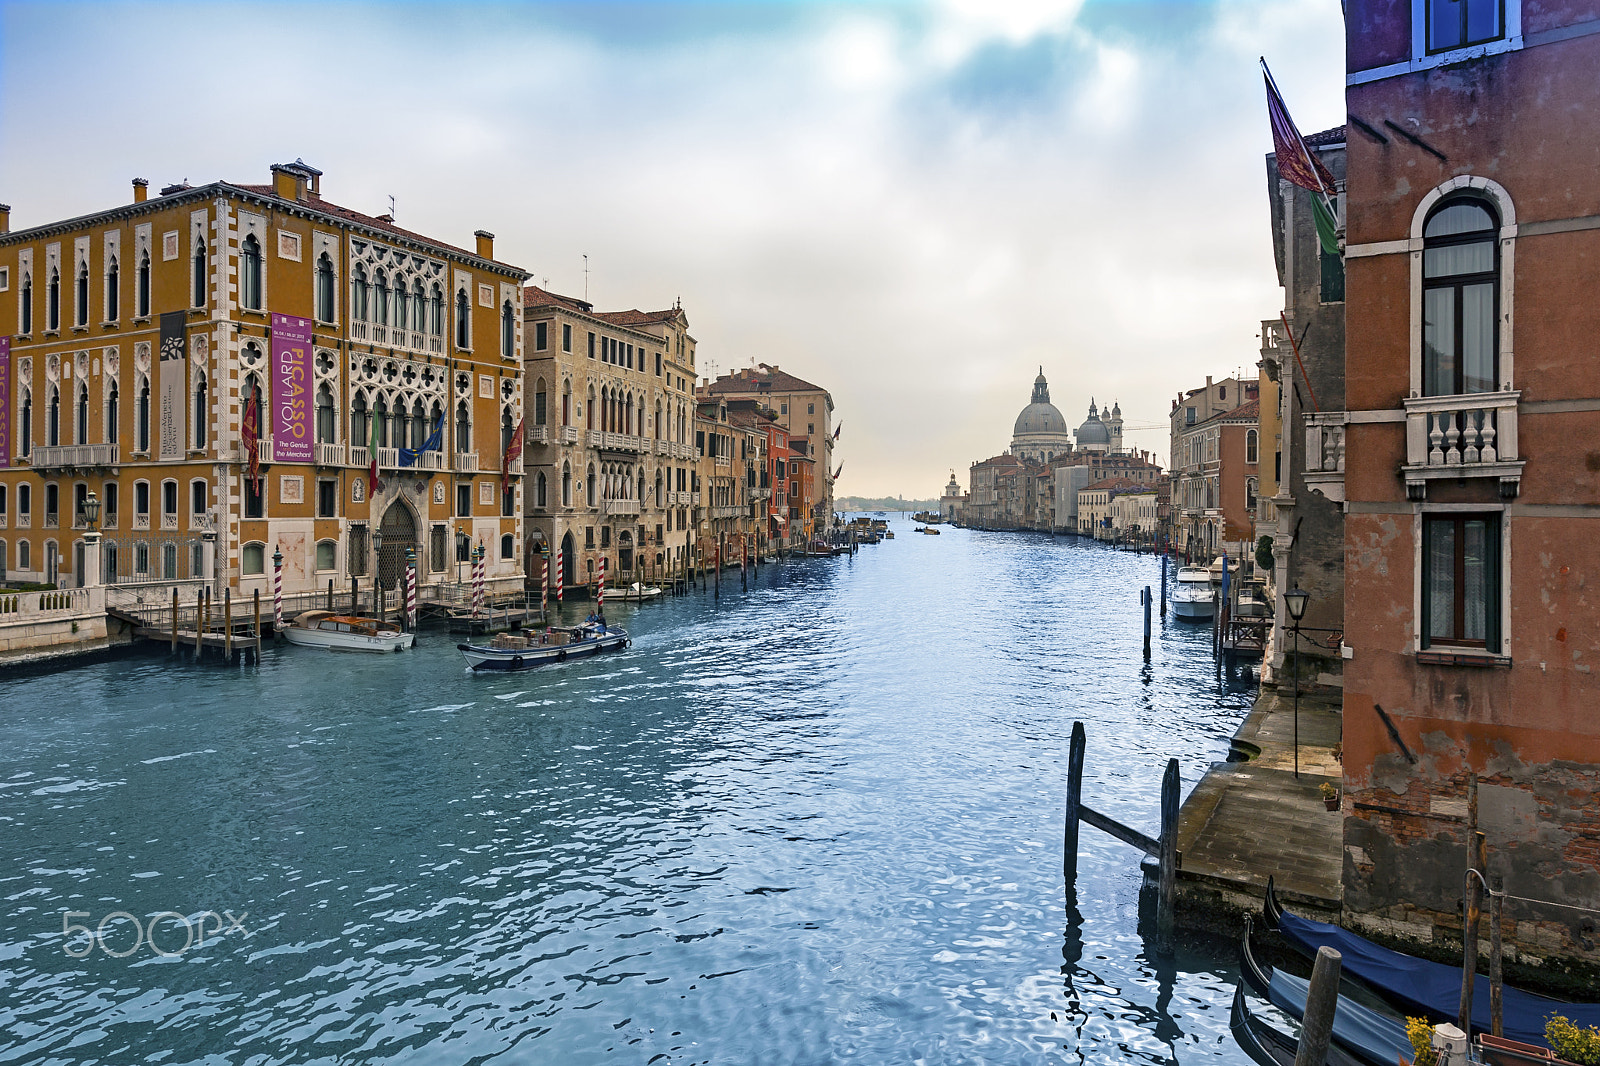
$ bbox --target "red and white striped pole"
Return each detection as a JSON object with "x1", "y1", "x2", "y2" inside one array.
[
  {"x1": 405, "y1": 549, "x2": 417, "y2": 628},
  {"x1": 597, "y1": 556, "x2": 607, "y2": 612},
  {"x1": 540, "y1": 553, "x2": 549, "y2": 618},
  {"x1": 555, "y1": 544, "x2": 564, "y2": 603},
  {"x1": 473, "y1": 543, "x2": 484, "y2": 616},
  {"x1": 272, "y1": 545, "x2": 284, "y2": 631}
]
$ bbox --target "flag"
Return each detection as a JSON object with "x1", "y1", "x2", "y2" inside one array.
[
  {"x1": 1262, "y1": 60, "x2": 1339, "y2": 255},
  {"x1": 367, "y1": 403, "x2": 382, "y2": 498},
  {"x1": 501, "y1": 415, "x2": 525, "y2": 495},
  {"x1": 832, "y1": 422, "x2": 841, "y2": 443},
  {"x1": 400, "y1": 410, "x2": 444, "y2": 467},
  {"x1": 241, "y1": 387, "x2": 261, "y2": 492},
  {"x1": 831, "y1": 463, "x2": 843, "y2": 480}
]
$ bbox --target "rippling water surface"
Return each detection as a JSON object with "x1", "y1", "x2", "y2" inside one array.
[{"x1": 1, "y1": 524, "x2": 1259, "y2": 1065}]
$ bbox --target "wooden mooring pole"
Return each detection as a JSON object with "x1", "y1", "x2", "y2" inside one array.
[
  {"x1": 1158, "y1": 756, "x2": 1179, "y2": 946},
  {"x1": 1459, "y1": 773, "x2": 1483, "y2": 1036},
  {"x1": 195, "y1": 590, "x2": 205, "y2": 657},
  {"x1": 224, "y1": 588, "x2": 233, "y2": 661},
  {"x1": 1063, "y1": 721, "x2": 1086, "y2": 884},
  {"x1": 1142, "y1": 585, "x2": 1152, "y2": 660},
  {"x1": 1294, "y1": 946, "x2": 1344, "y2": 1066},
  {"x1": 253, "y1": 589, "x2": 262, "y2": 662},
  {"x1": 1160, "y1": 554, "x2": 1167, "y2": 615},
  {"x1": 170, "y1": 586, "x2": 179, "y2": 653}
]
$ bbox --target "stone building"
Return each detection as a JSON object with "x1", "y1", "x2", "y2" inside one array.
[
  {"x1": 705, "y1": 364, "x2": 834, "y2": 531},
  {"x1": 0, "y1": 162, "x2": 527, "y2": 601},
  {"x1": 1335, "y1": 0, "x2": 1600, "y2": 982},
  {"x1": 520, "y1": 286, "x2": 698, "y2": 590},
  {"x1": 1171, "y1": 395, "x2": 1259, "y2": 563}
]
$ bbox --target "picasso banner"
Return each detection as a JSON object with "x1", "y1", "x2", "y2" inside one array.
[
  {"x1": 158, "y1": 311, "x2": 187, "y2": 459},
  {"x1": 0, "y1": 336, "x2": 10, "y2": 467},
  {"x1": 270, "y1": 313, "x2": 313, "y2": 462}
]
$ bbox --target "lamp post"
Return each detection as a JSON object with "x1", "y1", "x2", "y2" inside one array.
[
  {"x1": 373, "y1": 528, "x2": 385, "y2": 619},
  {"x1": 456, "y1": 525, "x2": 469, "y2": 591},
  {"x1": 82, "y1": 490, "x2": 102, "y2": 588},
  {"x1": 1285, "y1": 586, "x2": 1310, "y2": 780}
]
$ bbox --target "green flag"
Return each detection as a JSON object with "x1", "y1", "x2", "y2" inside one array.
[{"x1": 1313, "y1": 195, "x2": 1339, "y2": 257}]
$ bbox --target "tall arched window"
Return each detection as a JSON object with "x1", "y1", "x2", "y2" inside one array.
[
  {"x1": 75, "y1": 262, "x2": 89, "y2": 326},
  {"x1": 411, "y1": 280, "x2": 425, "y2": 332},
  {"x1": 315, "y1": 253, "x2": 335, "y2": 322},
  {"x1": 501, "y1": 300, "x2": 515, "y2": 357},
  {"x1": 430, "y1": 284, "x2": 444, "y2": 336},
  {"x1": 1245, "y1": 429, "x2": 1259, "y2": 465},
  {"x1": 1423, "y1": 198, "x2": 1499, "y2": 396},
  {"x1": 316, "y1": 383, "x2": 335, "y2": 444},
  {"x1": 501, "y1": 407, "x2": 514, "y2": 455},
  {"x1": 352, "y1": 392, "x2": 369, "y2": 448},
  {"x1": 76, "y1": 384, "x2": 89, "y2": 445},
  {"x1": 374, "y1": 270, "x2": 390, "y2": 325},
  {"x1": 455, "y1": 288, "x2": 470, "y2": 348},
  {"x1": 455, "y1": 400, "x2": 471, "y2": 453},
  {"x1": 412, "y1": 400, "x2": 427, "y2": 449},
  {"x1": 193, "y1": 373, "x2": 208, "y2": 449},
  {"x1": 534, "y1": 379, "x2": 547, "y2": 426},
  {"x1": 586, "y1": 386, "x2": 595, "y2": 430},
  {"x1": 243, "y1": 374, "x2": 265, "y2": 445},
  {"x1": 561, "y1": 462, "x2": 572, "y2": 507},
  {"x1": 353, "y1": 264, "x2": 370, "y2": 321},
  {"x1": 20, "y1": 272, "x2": 32, "y2": 334},
  {"x1": 47, "y1": 267, "x2": 60, "y2": 330},
  {"x1": 47, "y1": 385, "x2": 60, "y2": 446},
  {"x1": 536, "y1": 471, "x2": 547, "y2": 508},
  {"x1": 136, "y1": 378, "x2": 150, "y2": 452},
  {"x1": 106, "y1": 256, "x2": 119, "y2": 321},
  {"x1": 372, "y1": 395, "x2": 389, "y2": 447},
  {"x1": 586, "y1": 463, "x2": 596, "y2": 507},
  {"x1": 19, "y1": 388, "x2": 31, "y2": 457},
  {"x1": 192, "y1": 240, "x2": 207, "y2": 307},
  {"x1": 136, "y1": 252, "x2": 150, "y2": 317},
  {"x1": 106, "y1": 381, "x2": 119, "y2": 444},
  {"x1": 394, "y1": 276, "x2": 408, "y2": 331},
  {"x1": 240, "y1": 235, "x2": 262, "y2": 308}
]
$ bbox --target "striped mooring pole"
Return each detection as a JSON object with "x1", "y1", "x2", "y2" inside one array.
[
  {"x1": 541, "y1": 554, "x2": 549, "y2": 618},
  {"x1": 272, "y1": 545, "x2": 284, "y2": 631},
  {"x1": 405, "y1": 550, "x2": 418, "y2": 628},
  {"x1": 598, "y1": 556, "x2": 607, "y2": 612},
  {"x1": 555, "y1": 547, "x2": 563, "y2": 603},
  {"x1": 472, "y1": 544, "x2": 485, "y2": 616}
]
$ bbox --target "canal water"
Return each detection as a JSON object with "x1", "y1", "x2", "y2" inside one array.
[{"x1": 1, "y1": 523, "x2": 1258, "y2": 1065}]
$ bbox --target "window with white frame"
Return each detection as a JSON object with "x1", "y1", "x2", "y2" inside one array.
[{"x1": 1421, "y1": 513, "x2": 1501, "y2": 652}]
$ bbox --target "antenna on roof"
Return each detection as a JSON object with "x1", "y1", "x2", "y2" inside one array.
[
  {"x1": 583, "y1": 255, "x2": 589, "y2": 302},
  {"x1": 388, "y1": 195, "x2": 396, "y2": 219},
  {"x1": 543, "y1": 277, "x2": 549, "y2": 289}
]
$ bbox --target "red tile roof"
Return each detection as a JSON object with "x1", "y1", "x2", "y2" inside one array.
[
  {"x1": 706, "y1": 363, "x2": 827, "y2": 396},
  {"x1": 521, "y1": 285, "x2": 593, "y2": 315},
  {"x1": 593, "y1": 307, "x2": 685, "y2": 328},
  {"x1": 1305, "y1": 124, "x2": 1347, "y2": 147}
]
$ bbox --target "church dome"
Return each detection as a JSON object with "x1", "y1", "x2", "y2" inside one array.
[
  {"x1": 1014, "y1": 402, "x2": 1068, "y2": 437},
  {"x1": 1076, "y1": 399, "x2": 1111, "y2": 446}
]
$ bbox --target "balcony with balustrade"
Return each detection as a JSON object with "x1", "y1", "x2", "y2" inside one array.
[
  {"x1": 527, "y1": 424, "x2": 549, "y2": 445},
  {"x1": 234, "y1": 439, "x2": 276, "y2": 464},
  {"x1": 30, "y1": 444, "x2": 119, "y2": 471},
  {"x1": 559, "y1": 425, "x2": 580, "y2": 444},
  {"x1": 1402, "y1": 391, "x2": 1523, "y2": 499},
  {"x1": 454, "y1": 452, "x2": 479, "y2": 472},
  {"x1": 605, "y1": 498, "x2": 641, "y2": 516},
  {"x1": 316, "y1": 442, "x2": 347, "y2": 467},
  {"x1": 1303, "y1": 413, "x2": 1347, "y2": 504}
]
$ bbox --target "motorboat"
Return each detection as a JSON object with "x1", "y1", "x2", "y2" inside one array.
[
  {"x1": 922, "y1": 527, "x2": 940, "y2": 535},
  {"x1": 608, "y1": 582, "x2": 663, "y2": 602},
  {"x1": 458, "y1": 620, "x2": 629, "y2": 671},
  {"x1": 282, "y1": 610, "x2": 415, "y2": 652},
  {"x1": 1171, "y1": 567, "x2": 1217, "y2": 620}
]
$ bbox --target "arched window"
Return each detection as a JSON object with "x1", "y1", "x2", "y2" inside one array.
[
  {"x1": 193, "y1": 373, "x2": 208, "y2": 449},
  {"x1": 47, "y1": 267, "x2": 60, "y2": 330},
  {"x1": 352, "y1": 391, "x2": 369, "y2": 448},
  {"x1": 242, "y1": 542, "x2": 266, "y2": 575},
  {"x1": 374, "y1": 270, "x2": 390, "y2": 325},
  {"x1": 586, "y1": 463, "x2": 596, "y2": 507},
  {"x1": 561, "y1": 462, "x2": 572, "y2": 507},
  {"x1": 136, "y1": 378, "x2": 150, "y2": 453},
  {"x1": 106, "y1": 256, "x2": 119, "y2": 321},
  {"x1": 192, "y1": 240, "x2": 207, "y2": 307},
  {"x1": 20, "y1": 272, "x2": 32, "y2": 334},
  {"x1": 46, "y1": 385, "x2": 60, "y2": 447},
  {"x1": 1423, "y1": 198, "x2": 1499, "y2": 396},
  {"x1": 18, "y1": 388, "x2": 30, "y2": 457},
  {"x1": 501, "y1": 407, "x2": 514, "y2": 455},
  {"x1": 411, "y1": 280, "x2": 425, "y2": 332},
  {"x1": 455, "y1": 400, "x2": 471, "y2": 453},
  {"x1": 316, "y1": 383, "x2": 335, "y2": 444},
  {"x1": 353, "y1": 264, "x2": 370, "y2": 321},
  {"x1": 394, "y1": 276, "x2": 408, "y2": 331},
  {"x1": 73, "y1": 384, "x2": 88, "y2": 445},
  {"x1": 240, "y1": 234, "x2": 263, "y2": 310},
  {"x1": 315, "y1": 253, "x2": 335, "y2": 322},
  {"x1": 536, "y1": 471, "x2": 547, "y2": 508},
  {"x1": 586, "y1": 386, "x2": 595, "y2": 430},
  {"x1": 501, "y1": 300, "x2": 515, "y2": 357},
  {"x1": 243, "y1": 374, "x2": 265, "y2": 444},
  {"x1": 430, "y1": 284, "x2": 444, "y2": 336},
  {"x1": 75, "y1": 262, "x2": 89, "y2": 325},
  {"x1": 411, "y1": 400, "x2": 427, "y2": 449},
  {"x1": 373, "y1": 396, "x2": 389, "y2": 447},
  {"x1": 106, "y1": 381, "x2": 119, "y2": 445},
  {"x1": 136, "y1": 252, "x2": 150, "y2": 317},
  {"x1": 317, "y1": 539, "x2": 337, "y2": 571},
  {"x1": 562, "y1": 381, "x2": 571, "y2": 427},
  {"x1": 1245, "y1": 428, "x2": 1259, "y2": 465},
  {"x1": 501, "y1": 533, "x2": 513, "y2": 560},
  {"x1": 455, "y1": 288, "x2": 470, "y2": 348}
]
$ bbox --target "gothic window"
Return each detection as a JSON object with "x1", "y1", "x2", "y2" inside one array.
[
  {"x1": 411, "y1": 280, "x2": 425, "y2": 332},
  {"x1": 353, "y1": 264, "x2": 370, "y2": 321},
  {"x1": 315, "y1": 253, "x2": 335, "y2": 322},
  {"x1": 193, "y1": 373, "x2": 207, "y2": 449},
  {"x1": 587, "y1": 463, "x2": 596, "y2": 508},
  {"x1": 136, "y1": 252, "x2": 150, "y2": 317},
  {"x1": 562, "y1": 462, "x2": 572, "y2": 507},
  {"x1": 20, "y1": 272, "x2": 32, "y2": 333},
  {"x1": 394, "y1": 276, "x2": 408, "y2": 329},
  {"x1": 374, "y1": 270, "x2": 390, "y2": 325},
  {"x1": 503, "y1": 301, "x2": 516, "y2": 357},
  {"x1": 455, "y1": 288, "x2": 470, "y2": 348},
  {"x1": 46, "y1": 384, "x2": 60, "y2": 447},
  {"x1": 75, "y1": 262, "x2": 89, "y2": 326},
  {"x1": 455, "y1": 400, "x2": 471, "y2": 453},
  {"x1": 536, "y1": 471, "x2": 547, "y2": 508},
  {"x1": 352, "y1": 392, "x2": 369, "y2": 447},
  {"x1": 316, "y1": 383, "x2": 335, "y2": 444},
  {"x1": 240, "y1": 235, "x2": 263, "y2": 310},
  {"x1": 136, "y1": 378, "x2": 150, "y2": 452},
  {"x1": 75, "y1": 384, "x2": 88, "y2": 445},
  {"x1": 430, "y1": 284, "x2": 444, "y2": 336},
  {"x1": 105, "y1": 256, "x2": 119, "y2": 321},
  {"x1": 48, "y1": 267, "x2": 60, "y2": 330},
  {"x1": 1246, "y1": 429, "x2": 1259, "y2": 465},
  {"x1": 192, "y1": 241, "x2": 207, "y2": 307},
  {"x1": 107, "y1": 382, "x2": 119, "y2": 445},
  {"x1": 534, "y1": 379, "x2": 547, "y2": 425}
]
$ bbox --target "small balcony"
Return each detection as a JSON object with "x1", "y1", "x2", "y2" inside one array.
[
  {"x1": 505, "y1": 457, "x2": 522, "y2": 476},
  {"x1": 587, "y1": 430, "x2": 604, "y2": 447},
  {"x1": 1403, "y1": 391, "x2": 1524, "y2": 499},
  {"x1": 454, "y1": 451, "x2": 479, "y2": 472},
  {"x1": 654, "y1": 439, "x2": 669, "y2": 455},
  {"x1": 31, "y1": 444, "x2": 119, "y2": 471},
  {"x1": 527, "y1": 424, "x2": 549, "y2": 445},
  {"x1": 605, "y1": 498, "x2": 640, "y2": 516},
  {"x1": 1304, "y1": 412, "x2": 1346, "y2": 504},
  {"x1": 234, "y1": 439, "x2": 275, "y2": 464},
  {"x1": 559, "y1": 425, "x2": 580, "y2": 444},
  {"x1": 316, "y1": 442, "x2": 347, "y2": 466}
]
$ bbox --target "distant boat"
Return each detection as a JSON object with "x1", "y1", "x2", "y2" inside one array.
[
  {"x1": 282, "y1": 610, "x2": 415, "y2": 653},
  {"x1": 459, "y1": 621, "x2": 629, "y2": 671},
  {"x1": 609, "y1": 582, "x2": 663, "y2": 602},
  {"x1": 1171, "y1": 567, "x2": 1216, "y2": 620}
]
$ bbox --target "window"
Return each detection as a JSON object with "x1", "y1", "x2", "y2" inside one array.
[
  {"x1": 46, "y1": 385, "x2": 60, "y2": 447},
  {"x1": 106, "y1": 381, "x2": 119, "y2": 445},
  {"x1": 1428, "y1": 0, "x2": 1502, "y2": 52},
  {"x1": 240, "y1": 235, "x2": 263, "y2": 309},
  {"x1": 503, "y1": 483, "x2": 514, "y2": 518},
  {"x1": 316, "y1": 383, "x2": 335, "y2": 444},
  {"x1": 807, "y1": 403, "x2": 814, "y2": 415},
  {"x1": 193, "y1": 374, "x2": 207, "y2": 449},
  {"x1": 106, "y1": 256, "x2": 119, "y2": 321},
  {"x1": 242, "y1": 542, "x2": 266, "y2": 576},
  {"x1": 316, "y1": 539, "x2": 337, "y2": 571},
  {"x1": 134, "y1": 481, "x2": 148, "y2": 518},
  {"x1": 316, "y1": 253, "x2": 335, "y2": 322},
  {"x1": 162, "y1": 480, "x2": 178, "y2": 518},
  {"x1": 374, "y1": 270, "x2": 390, "y2": 325},
  {"x1": 103, "y1": 482, "x2": 117, "y2": 526},
  {"x1": 455, "y1": 401, "x2": 470, "y2": 453},
  {"x1": 655, "y1": 352, "x2": 661, "y2": 376},
  {"x1": 1246, "y1": 429, "x2": 1259, "y2": 465},
  {"x1": 1422, "y1": 514, "x2": 1501, "y2": 651},
  {"x1": 192, "y1": 241, "x2": 206, "y2": 307},
  {"x1": 1185, "y1": 407, "x2": 1196, "y2": 425},
  {"x1": 536, "y1": 471, "x2": 547, "y2": 508},
  {"x1": 136, "y1": 252, "x2": 150, "y2": 317},
  {"x1": 431, "y1": 525, "x2": 447, "y2": 572},
  {"x1": 562, "y1": 462, "x2": 572, "y2": 507},
  {"x1": 562, "y1": 323, "x2": 572, "y2": 352},
  {"x1": 585, "y1": 526, "x2": 595, "y2": 549},
  {"x1": 48, "y1": 267, "x2": 60, "y2": 330},
  {"x1": 73, "y1": 482, "x2": 87, "y2": 526},
  {"x1": 455, "y1": 288, "x2": 470, "y2": 348},
  {"x1": 411, "y1": 281, "x2": 425, "y2": 331},
  {"x1": 75, "y1": 262, "x2": 89, "y2": 326},
  {"x1": 245, "y1": 476, "x2": 263, "y2": 519},
  {"x1": 586, "y1": 463, "x2": 596, "y2": 507},
  {"x1": 19, "y1": 540, "x2": 29, "y2": 570},
  {"x1": 394, "y1": 277, "x2": 408, "y2": 330},
  {"x1": 18, "y1": 388, "x2": 30, "y2": 457},
  {"x1": 430, "y1": 284, "x2": 444, "y2": 336},
  {"x1": 21, "y1": 272, "x2": 32, "y2": 333},
  {"x1": 457, "y1": 483, "x2": 472, "y2": 517},
  {"x1": 317, "y1": 479, "x2": 337, "y2": 517},
  {"x1": 1320, "y1": 249, "x2": 1345, "y2": 303},
  {"x1": 534, "y1": 320, "x2": 547, "y2": 351},
  {"x1": 534, "y1": 380, "x2": 547, "y2": 425},
  {"x1": 349, "y1": 525, "x2": 368, "y2": 575},
  {"x1": 500, "y1": 533, "x2": 513, "y2": 560},
  {"x1": 76, "y1": 384, "x2": 88, "y2": 445},
  {"x1": 588, "y1": 331, "x2": 596, "y2": 359},
  {"x1": 190, "y1": 479, "x2": 207, "y2": 521},
  {"x1": 353, "y1": 265, "x2": 369, "y2": 321},
  {"x1": 600, "y1": 526, "x2": 611, "y2": 548},
  {"x1": 1423, "y1": 199, "x2": 1498, "y2": 396}
]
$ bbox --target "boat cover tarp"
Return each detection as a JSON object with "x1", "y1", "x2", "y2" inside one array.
[
  {"x1": 1266, "y1": 967, "x2": 1414, "y2": 1066},
  {"x1": 1277, "y1": 909, "x2": 1600, "y2": 1048}
]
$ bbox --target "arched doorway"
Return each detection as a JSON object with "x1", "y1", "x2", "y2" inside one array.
[
  {"x1": 618, "y1": 530, "x2": 634, "y2": 575},
  {"x1": 560, "y1": 531, "x2": 575, "y2": 588},
  {"x1": 378, "y1": 500, "x2": 417, "y2": 592}
]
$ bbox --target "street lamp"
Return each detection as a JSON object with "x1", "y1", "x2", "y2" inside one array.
[
  {"x1": 1286, "y1": 587, "x2": 1310, "y2": 779},
  {"x1": 83, "y1": 490, "x2": 101, "y2": 532}
]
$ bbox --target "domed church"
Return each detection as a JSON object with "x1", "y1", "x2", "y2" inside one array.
[
  {"x1": 1074, "y1": 398, "x2": 1123, "y2": 455},
  {"x1": 1011, "y1": 369, "x2": 1074, "y2": 462}
]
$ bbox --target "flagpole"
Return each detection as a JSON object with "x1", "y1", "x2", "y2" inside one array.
[{"x1": 1261, "y1": 58, "x2": 1340, "y2": 223}]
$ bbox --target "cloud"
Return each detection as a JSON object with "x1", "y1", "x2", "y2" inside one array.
[{"x1": 0, "y1": 0, "x2": 1347, "y2": 495}]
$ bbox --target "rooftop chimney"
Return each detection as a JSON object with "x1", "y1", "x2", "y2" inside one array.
[
  {"x1": 475, "y1": 230, "x2": 495, "y2": 260},
  {"x1": 132, "y1": 178, "x2": 148, "y2": 203},
  {"x1": 269, "y1": 159, "x2": 321, "y2": 202},
  {"x1": 0, "y1": 203, "x2": 9, "y2": 234}
]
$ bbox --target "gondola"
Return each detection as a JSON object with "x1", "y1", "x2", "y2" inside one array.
[
  {"x1": 1263, "y1": 878, "x2": 1600, "y2": 1049},
  {"x1": 1241, "y1": 918, "x2": 1414, "y2": 1066},
  {"x1": 1230, "y1": 982, "x2": 1369, "y2": 1066}
]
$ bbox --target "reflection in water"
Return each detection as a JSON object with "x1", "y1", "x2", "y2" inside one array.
[{"x1": 0, "y1": 525, "x2": 1256, "y2": 1064}]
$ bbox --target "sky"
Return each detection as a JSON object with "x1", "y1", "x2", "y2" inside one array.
[{"x1": 0, "y1": 0, "x2": 1346, "y2": 498}]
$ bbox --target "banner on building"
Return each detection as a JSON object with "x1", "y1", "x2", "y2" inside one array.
[
  {"x1": 0, "y1": 336, "x2": 10, "y2": 468},
  {"x1": 271, "y1": 313, "x2": 314, "y2": 463},
  {"x1": 158, "y1": 311, "x2": 187, "y2": 459}
]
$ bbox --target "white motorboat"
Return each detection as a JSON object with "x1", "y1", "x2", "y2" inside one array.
[
  {"x1": 282, "y1": 610, "x2": 415, "y2": 652},
  {"x1": 609, "y1": 582, "x2": 663, "y2": 602},
  {"x1": 1171, "y1": 567, "x2": 1217, "y2": 621},
  {"x1": 458, "y1": 621, "x2": 629, "y2": 671}
]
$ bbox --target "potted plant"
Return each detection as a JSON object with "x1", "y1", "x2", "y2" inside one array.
[{"x1": 1319, "y1": 781, "x2": 1341, "y2": 811}]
